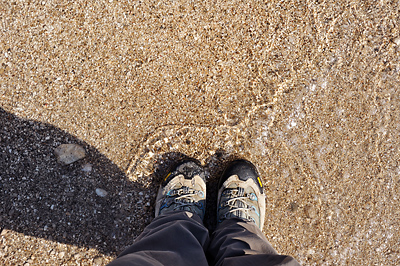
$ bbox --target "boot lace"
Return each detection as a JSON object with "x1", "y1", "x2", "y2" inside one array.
[
  {"x1": 160, "y1": 186, "x2": 205, "y2": 212},
  {"x1": 219, "y1": 187, "x2": 259, "y2": 223}
]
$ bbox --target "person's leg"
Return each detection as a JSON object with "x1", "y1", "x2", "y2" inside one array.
[
  {"x1": 108, "y1": 211, "x2": 210, "y2": 266},
  {"x1": 207, "y1": 160, "x2": 300, "y2": 266},
  {"x1": 208, "y1": 218, "x2": 299, "y2": 266},
  {"x1": 108, "y1": 160, "x2": 210, "y2": 266}
]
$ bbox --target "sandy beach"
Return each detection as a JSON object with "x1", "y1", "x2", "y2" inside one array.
[{"x1": 1, "y1": 0, "x2": 399, "y2": 265}]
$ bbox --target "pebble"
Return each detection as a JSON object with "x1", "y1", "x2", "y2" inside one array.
[
  {"x1": 58, "y1": 251, "x2": 65, "y2": 258},
  {"x1": 93, "y1": 256, "x2": 103, "y2": 266},
  {"x1": 304, "y1": 205, "x2": 316, "y2": 219},
  {"x1": 95, "y1": 188, "x2": 108, "y2": 197},
  {"x1": 54, "y1": 144, "x2": 85, "y2": 165},
  {"x1": 394, "y1": 37, "x2": 400, "y2": 46},
  {"x1": 82, "y1": 163, "x2": 92, "y2": 172},
  {"x1": 289, "y1": 202, "x2": 299, "y2": 212}
]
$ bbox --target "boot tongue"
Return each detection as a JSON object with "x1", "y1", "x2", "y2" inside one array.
[
  {"x1": 177, "y1": 200, "x2": 202, "y2": 219},
  {"x1": 236, "y1": 187, "x2": 245, "y2": 197},
  {"x1": 175, "y1": 187, "x2": 196, "y2": 213},
  {"x1": 233, "y1": 187, "x2": 246, "y2": 219},
  {"x1": 180, "y1": 205, "x2": 194, "y2": 213}
]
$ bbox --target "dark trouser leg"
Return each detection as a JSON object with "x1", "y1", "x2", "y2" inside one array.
[
  {"x1": 108, "y1": 211, "x2": 210, "y2": 266},
  {"x1": 208, "y1": 218, "x2": 301, "y2": 266}
]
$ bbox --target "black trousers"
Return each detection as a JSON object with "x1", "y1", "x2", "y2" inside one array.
[{"x1": 107, "y1": 211, "x2": 300, "y2": 266}]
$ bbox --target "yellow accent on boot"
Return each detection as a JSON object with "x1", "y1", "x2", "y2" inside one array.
[
  {"x1": 164, "y1": 172, "x2": 171, "y2": 181},
  {"x1": 257, "y1": 176, "x2": 263, "y2": 188}
]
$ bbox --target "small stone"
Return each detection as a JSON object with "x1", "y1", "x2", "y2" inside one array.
[
  {"x1": 96, "y1": 188, "x2": 108, "y2": 197},
  {"x1": 225, "y1": 111, "x2": 240, "y2": 126},
  {"x1": 394, "y1": 37, "x2": 400, "y2": 46},
  {"x1": 134, "y1": 60, "x2": 143, "y2": 68},
  {"x1": 93, "y1": 256, "x2": 103, "y2": 266},
  {"x1": 54, "y1": 144, "x2": 85, "y2": 165},
  {"x1": 304, "y1": 205, "x2": 316, "y2": 218},
  {"x1": 82, "y1": 163, "x2": 92, "y2": 172},
  {"x1": 289, "y1": 202, "x2": 299, "y2": 212}
]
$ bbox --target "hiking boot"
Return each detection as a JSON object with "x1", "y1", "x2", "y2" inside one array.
[
  {"x1": 155, "y1": 160, "x2": 207, "y2": 220},
  {"x1": 217, "y1": 159, "x2": 266, "y2": 229}
]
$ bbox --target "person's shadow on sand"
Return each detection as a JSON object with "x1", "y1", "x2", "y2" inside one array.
[
  {"x1": 0, "y1": 107, "x2": 153, "y2": 255},
  {"x1": 0, "y1": 107, "x2": 235, "y2": 256}
]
